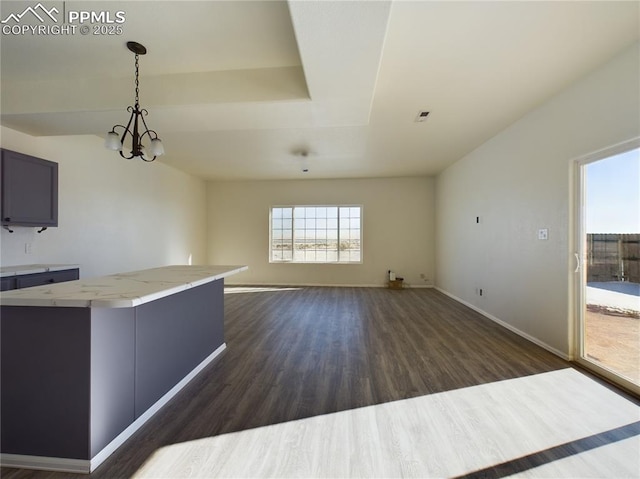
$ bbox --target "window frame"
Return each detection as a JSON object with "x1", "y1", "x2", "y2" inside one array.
[{"x1": 269, "y1": 204, "x2": 363, "y2": 264}]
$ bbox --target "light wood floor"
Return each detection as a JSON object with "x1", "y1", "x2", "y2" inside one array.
[{"x1": 2, "y1": 286, "x2": 638, "y2": 478}]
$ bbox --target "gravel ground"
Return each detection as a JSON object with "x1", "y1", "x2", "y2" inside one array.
[
  {"x1": 584, "y1": 282, "x2": 638, "y2": 383},
  {"x1": 585, "y1": 308, "x2": 639, "y2": 383}
]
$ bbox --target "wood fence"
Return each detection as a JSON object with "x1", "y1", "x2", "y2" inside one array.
[{"x1": 587, "y1": 233, "x2": 640, "y2": 283}]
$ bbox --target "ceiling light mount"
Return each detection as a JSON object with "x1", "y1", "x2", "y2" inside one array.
[
  {"x1": 292, "y1": 147, "x2": 310, "y2": 173},
  {"x1": 105, "y1": 41, "x2": 164, "y2": 162},
  {"x1": 126, "y1": 41, "x2": 147, "y2": 55}
]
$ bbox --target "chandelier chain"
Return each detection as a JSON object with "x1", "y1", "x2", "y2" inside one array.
[{"x1": 134, "y1": 53, "x2": 140, "y2": 107}]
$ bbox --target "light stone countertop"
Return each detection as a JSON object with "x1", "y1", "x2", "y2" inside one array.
[
  {"x1": 0, "y1": 264, "x2": 80, "y2": 277},
  {"x1": 0, "y1": 265, "x2": 248, "y2": 308}
]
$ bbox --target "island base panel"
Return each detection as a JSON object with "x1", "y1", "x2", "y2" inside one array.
[
  {"x1": 1, "y1": 307, "x2": 91, "y2": 459},
  {"x1": 90, "y1": 308, "x2": 136, "y2": 457},
  {"x1": 135, "y1": 279, "x2": 224, "y2": 416}
]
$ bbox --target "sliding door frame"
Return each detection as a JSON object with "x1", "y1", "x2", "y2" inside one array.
[{"x1": 571, "y1": 137, "x2": 640, "y2": 397}]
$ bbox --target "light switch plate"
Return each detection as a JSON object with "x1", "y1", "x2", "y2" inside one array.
[{"x1": 538, "y1": 228, "x2": 549, "y2": 240}]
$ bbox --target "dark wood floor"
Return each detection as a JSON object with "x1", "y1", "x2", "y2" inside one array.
[{"x1": 0, "y1": 286, "x2": 597, "y2": 478}]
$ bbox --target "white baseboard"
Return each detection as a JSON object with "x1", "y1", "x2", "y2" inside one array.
[
  {"x1": 435, "y1": 288, "x2": 570, "y2": 361},
  {"x1": 1, "y1": 343, "x2": 227, "y2": 474},
  {"x1": 226, "y1": 282, "x2": 381, "y2": 288},
  {"x1": 0, "y1": 454, "x2": 89, "y2": 474},
  {"x1": 224, "y1": 282, "x2": 435, "y2": 289}
]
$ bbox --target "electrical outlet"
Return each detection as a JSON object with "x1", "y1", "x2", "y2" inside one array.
[
  {"x1": 538, "y1": 228, "x2": 548, "y2": 240},
  {"x1": 25, "y1": 243, "x2": 32, "y2": 255}
]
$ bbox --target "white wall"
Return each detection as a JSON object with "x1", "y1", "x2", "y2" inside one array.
[
  {"x1": 207, "y1": 177, "x2": 435, "y2": 286},
  {"x1": 435, "y1": 42, "x2": 640, "y2": 357},
  {"x1": 0, "y1": 127, "x2": 207, "y2": 278}
]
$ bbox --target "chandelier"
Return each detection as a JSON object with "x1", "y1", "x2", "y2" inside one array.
[{"x1": 105, "y1": 41, "x2": 164, "y2": 162}]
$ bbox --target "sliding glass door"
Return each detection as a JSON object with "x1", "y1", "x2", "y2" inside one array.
[{"x1": 576, "y1": 141, "x2": 640, "y2": 395}]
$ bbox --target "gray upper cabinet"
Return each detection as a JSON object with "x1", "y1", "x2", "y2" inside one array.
[{"x1": 1, "y1": 149, "x2": 58, "y2": 228}]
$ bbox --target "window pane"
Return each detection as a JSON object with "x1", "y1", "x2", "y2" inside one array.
[
  {"x1": 271, "y1": 240, "x2": 282, "y2": 261},
  {"x1": 282, "y1": 208, "x2": 292, "y2": 219},
  {"x1": 273, "y1": 208, "x2": 283, "y2": 219},
  {"x1": 350, "y1": 207, "x2": 360, "y2": 217},
  {"x1": 327, "y1": 207, "x2": 338, "y2": 218}
]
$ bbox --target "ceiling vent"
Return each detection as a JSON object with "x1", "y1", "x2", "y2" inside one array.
[{"x1": 415, "y1": 110, "x2": 430, "y2": 122}]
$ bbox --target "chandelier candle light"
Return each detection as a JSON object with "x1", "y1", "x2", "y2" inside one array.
[{"x1": 105, "y1": 41, "x2": 164, "y2": 162}]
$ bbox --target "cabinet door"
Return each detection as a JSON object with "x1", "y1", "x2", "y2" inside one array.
[
  {"x1": 1, "y1": 277, "x2": 16, "y2": 291},
  {"x1": 16, "y1": 269, "x2": 79, "y2": 289},
  {"x1": 1, "y1": 149, "x2": 58, "y2": 227}
]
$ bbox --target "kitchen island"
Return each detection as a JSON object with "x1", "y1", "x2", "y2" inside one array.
[{"x1": 0, "y1": 265, "x2": 247, "y2": 473}]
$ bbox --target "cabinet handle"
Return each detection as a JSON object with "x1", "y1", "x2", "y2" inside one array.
[
  {"x1": 48, "y1": 278, "x2": 55, "y2": 283},
  {"x1": 4, "y1": 217, "x2": 10, "y2": 221}
]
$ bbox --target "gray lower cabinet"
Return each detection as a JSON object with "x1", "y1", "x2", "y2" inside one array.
[
  {"x1": 1, "y1": 277, "x2": 16, "y2": 291},
  {"x1": 1, "y1": 269, "x2": 79, "y2": 291}
]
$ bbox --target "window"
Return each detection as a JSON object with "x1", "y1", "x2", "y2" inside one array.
[{"x1": 270, "y1": 205, "x2": 362, "y2": 263}]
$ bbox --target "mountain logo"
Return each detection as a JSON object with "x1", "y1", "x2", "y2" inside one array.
[{"x1": 1, "y1": 3, "x2": 59, "y2": 24}]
